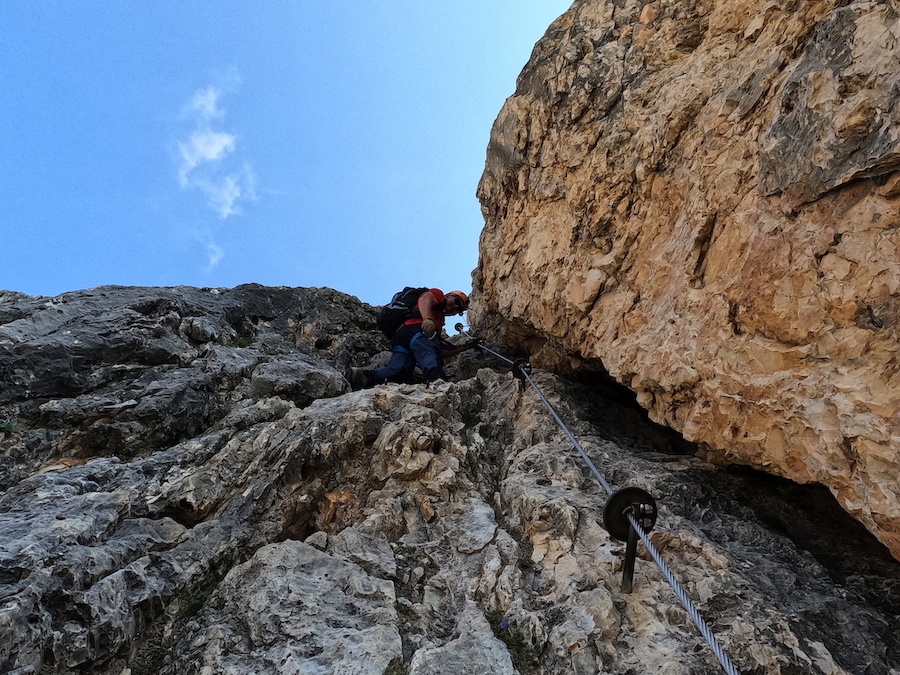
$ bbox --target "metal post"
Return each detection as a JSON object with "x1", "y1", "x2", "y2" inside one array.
[{"x1": 622, "y1": 512, "x2": 639, "y2": 593}]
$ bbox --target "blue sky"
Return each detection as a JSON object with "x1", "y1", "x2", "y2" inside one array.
[{"x1": 1, "y1": 2, "x2": 571, "y2": 306}]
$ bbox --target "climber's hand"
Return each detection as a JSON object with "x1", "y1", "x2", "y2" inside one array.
[{"x1": 421, "y1": 319, "x2": 437, "y2": 339}]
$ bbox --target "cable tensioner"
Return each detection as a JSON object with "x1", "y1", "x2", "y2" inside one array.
[{"x1": 603, "y1": 486, "x2": 658, "y2": 593}]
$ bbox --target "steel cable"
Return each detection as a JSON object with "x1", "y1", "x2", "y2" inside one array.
[
  {"x1": 474, "y1": 343, "x2": 515, "y2": 365},
  {"x1": 519, "y1": 368, "x2": 614, "y2": 497},
  {"x1": 461, "y1": 329, "x2": 740, "y2": 674},
  {"x1": 524, "y1": 368, "x2": 739, "y2": 674},
  {"x1": 624, "y1": 512, "x2": 740, "y2": 675}
]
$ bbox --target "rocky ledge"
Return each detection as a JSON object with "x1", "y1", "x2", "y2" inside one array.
[{"x1": 1, "y1": 285, "x2": 898, "y2": 674}]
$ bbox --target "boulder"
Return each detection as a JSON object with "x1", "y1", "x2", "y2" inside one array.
[{"x1": 474, "y1": 0, "x2": 900, "y2": 559}]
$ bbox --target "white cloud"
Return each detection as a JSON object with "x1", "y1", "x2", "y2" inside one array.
[
  {"x1": 205, "y1": 242, "x2": 224, "y2": 270},
  {"x1": 175, "y1": 78, "x2": 255, "y2": 222},
  {"x1": 187, "y1": 165, "x2": 257, "y2": 219},
  {"x1": 241, "y1": 163, "x2": 258, "y2": 202},
  {"x1": 177, "y1": 129, "x2": 236, "y2": 186},
  {"x1": 203, "y1": 174, "x2": 242, "y2": 219},
  {"x1": 186, "y1": 86, "x2": 225, "y2": 124}
]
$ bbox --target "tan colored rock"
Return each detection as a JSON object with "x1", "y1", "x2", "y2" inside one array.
[{"x1": 475, "y1": 0, "x2": 900, "y2": 558}]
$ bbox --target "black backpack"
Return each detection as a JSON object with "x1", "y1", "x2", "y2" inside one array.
[{"x1": 376, "y1": 287, "x2": 428, "y2": 337}]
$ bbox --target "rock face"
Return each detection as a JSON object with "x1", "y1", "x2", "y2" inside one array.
[
  {"x1": 2, "y1": 284, "x2": 899, "y2": 674},
  {"x1": 474, "y1": 0, "x2": 900, "y2": 560}
]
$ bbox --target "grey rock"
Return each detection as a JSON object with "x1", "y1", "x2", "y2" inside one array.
[
  {"x1": 179, "y1": 316, "x2": 221, "y2": 344},
  {"x1": 249, "y1": 353, "x2": 348, "y2": 406},
  {"x1": 0, "y1": 285, "x2": 898, "y2": 675},
  {"x1": 327, "y1": 524, "x2": 397, "y2": 578},
  {"x1": 440, "y1": 498, "x2": 498, "y2": 554},
  {"x1": 0, "y1": 284, "x2": 382, "y2": 487},
  {"x1": 409, "y1": 602, "x2": 515, "y2": 675},
  {"x1": 160, "y1": 541, "x2": 402, "y2": 675},
  {"x1": 304, "y1": 530, "x2": 329, "y2": 550}
]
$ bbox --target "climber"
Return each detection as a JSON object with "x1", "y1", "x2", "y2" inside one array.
[{"x1": 346, "y1": 288, "x2": 470, "y2": 389}]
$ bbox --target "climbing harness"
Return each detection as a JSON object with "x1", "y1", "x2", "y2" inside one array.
[{"x1": 454, "y1": 324, "x2": 740, "y2": 675}]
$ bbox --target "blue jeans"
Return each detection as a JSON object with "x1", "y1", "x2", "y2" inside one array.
[{"x1": 368, "y1": 331, "x2": 446, "y2": 384}]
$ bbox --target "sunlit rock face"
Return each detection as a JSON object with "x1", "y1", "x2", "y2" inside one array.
[
  {"x1": 474, "y1": 0, "x2": 900, "y2": 559},
  {"x1": 2, "y1": 285, "x2": 899, "y2": 674}
]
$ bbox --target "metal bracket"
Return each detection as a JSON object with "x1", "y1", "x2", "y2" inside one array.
[
  {"x1": 512, "y1": 358, "x2": 532, "y2": 383},
  {"x1": 603, "y1": 486, "x2": 658, "y2": 593}
]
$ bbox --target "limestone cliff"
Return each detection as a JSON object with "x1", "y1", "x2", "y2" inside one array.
[
  {"x1": 1, "y1": 285, "x2": 899, "y2": 674},
  {"x1": 474, "y1": 0, "x2": 900, "y2": 560}
]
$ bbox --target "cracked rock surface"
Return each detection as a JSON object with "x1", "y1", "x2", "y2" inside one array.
[
  {"x1": 1, "y1": 285, "x2": 899, "y2": 674},
  {"x1": 474, "y1": 0, "x2": 900, "y2": 560}
]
